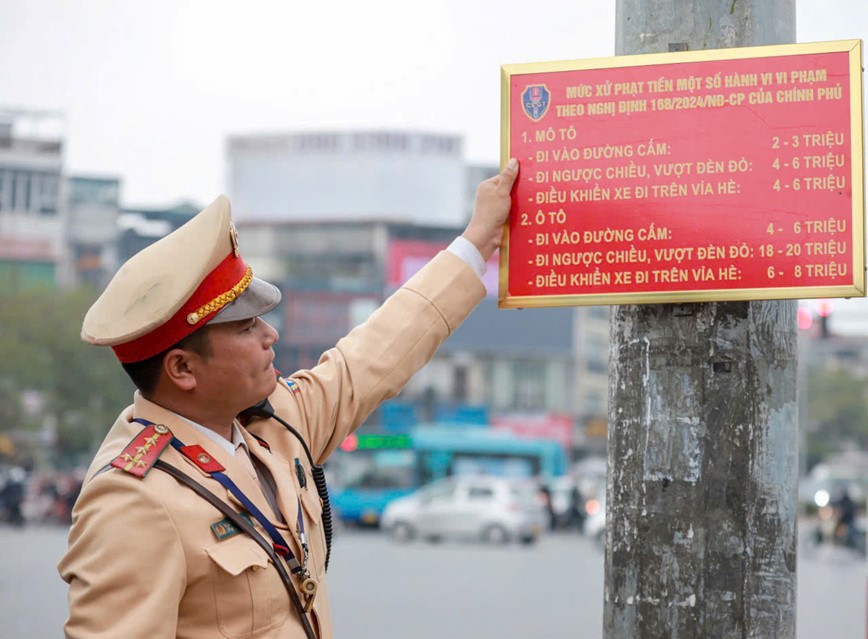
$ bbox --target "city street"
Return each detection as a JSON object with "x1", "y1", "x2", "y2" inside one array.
[{"x1": 2, "y1": 524, "x2": 864, "y2": 638}]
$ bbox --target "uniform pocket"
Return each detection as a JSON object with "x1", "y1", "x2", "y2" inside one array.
[{"x1": 206, "y1": 536, "x2": 290, "y2": 637}]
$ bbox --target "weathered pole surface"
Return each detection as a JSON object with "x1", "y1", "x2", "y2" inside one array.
[{"x1": 606, "y1": 2, "x2": 799, "y2": 638}]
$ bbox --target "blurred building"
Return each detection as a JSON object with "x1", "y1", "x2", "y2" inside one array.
[
  {"x1": 227, "y1": 131, "x2": 475, "y2": 225},
  {"x1": 0, "y1": 109, "x2": 65, "y2": 292},
  {"x1": 65, "y1": 175, "x2": 122, "y2": 288},
  {"x1": 238, "y1": 219, "x2": 463, "y2": 366},
  {"x1": 117, "y1": 201, "x2": 199, "y2": 264}
]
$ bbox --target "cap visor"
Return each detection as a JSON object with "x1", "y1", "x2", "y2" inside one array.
[{"x1": 209, "y1": 277, "x2": 281, "y2": 324}]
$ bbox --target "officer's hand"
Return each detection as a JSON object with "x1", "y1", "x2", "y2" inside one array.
[{"x1": 462, "y1": 158, "x2": 519, "y2": 261}]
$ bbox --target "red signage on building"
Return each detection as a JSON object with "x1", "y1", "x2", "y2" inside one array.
[
  {"x1": 499, "y1": 40, "x2": 864, "y2": 308},
  {"x1": 388, "y1": 239, "x2": 500, "y2": 296},
  {"x1": 491, "y1": 413, "x2": 573, "y2": 451}
]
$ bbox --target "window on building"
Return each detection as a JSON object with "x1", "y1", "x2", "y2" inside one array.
[
  {"x1": 296, "y1": 134, "x2": 338, "y2": 152},
  {"x1": 453, "y1": 366, "x2": 468, "y2": 403},
  {"x1": 69, "y1": 178, "x2": 119, "y2": 206},
  {"x1": 9, "y1": 171, "x2": 18, "y2": 211},
  {"x1": 38, "y1": 174, "x2": 59, "y2": 215},
  {"x1": 585, "y1": 389, "x2": 605, "y2": 416},
  {"x1": 589, "y1": 306, "x2": 609, "y2": 320},
  {"x1": 23, "y1": 172, "x2": 34, "y2": 212},
  {"x1": 513, "y1": 360, "x2": 545, "y2": 410},
  {"x1": 586, "y1": 333, "x2": 609, "y2": 373},
  {"x1": 353, "y1": 133, "x2": 409, "y2": 152},
  {"x1": 419, "y1": 135, "x2": 459, "y2": 155}
]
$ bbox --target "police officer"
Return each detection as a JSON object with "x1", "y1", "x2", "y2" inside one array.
[{"x1": 59, "y1": 159, "x2": 519, "y2": 638}]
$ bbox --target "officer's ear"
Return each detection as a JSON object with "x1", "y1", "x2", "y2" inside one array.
[
  {"x1": 160, "y1": 326, "x2": 214, "y2": 392},
  {"x1": 162, "y1": 348, "x2": 199, "y2": 392}
]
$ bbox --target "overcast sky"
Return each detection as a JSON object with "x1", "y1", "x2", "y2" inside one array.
[{"x1": 1, "y1": 0, "x2": 864, "y2": 208}]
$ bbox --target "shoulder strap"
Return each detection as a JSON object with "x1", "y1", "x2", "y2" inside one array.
[
  {"x1": 153, "y1": 459, "x2": 317, "y2": 639},
  {"x1": 110, "y1": 422, "x2": 173, "y2": 477}
]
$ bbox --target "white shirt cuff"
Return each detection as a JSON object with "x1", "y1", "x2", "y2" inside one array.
[{"x1": 446, "y1": 236, "x2": 486, "y2": 280}]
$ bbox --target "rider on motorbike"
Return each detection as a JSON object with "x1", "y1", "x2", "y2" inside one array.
[{"x1": 832, "y1": 487, "x2": 862, "y2": 551}]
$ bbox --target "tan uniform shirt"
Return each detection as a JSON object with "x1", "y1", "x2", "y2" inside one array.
[{"x1": 59, "y1": 251, "x2": 484, "y2": 639}]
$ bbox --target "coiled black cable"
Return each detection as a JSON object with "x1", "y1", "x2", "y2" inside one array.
[
  {"x1": 309, "y1": 465, "x2": 333, "y2": 570},
  {"x1": 240, "y1": 398, "x2": 334, "y2": 571}
]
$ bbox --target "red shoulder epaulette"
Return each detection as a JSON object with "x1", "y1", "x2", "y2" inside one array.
[{"x1": 111, "y1": 423, "x2": 174, "y2": 478}]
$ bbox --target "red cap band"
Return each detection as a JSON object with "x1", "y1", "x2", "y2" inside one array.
[{"x1": 112, "y1": 252, "x2": 249, "y2": 363}]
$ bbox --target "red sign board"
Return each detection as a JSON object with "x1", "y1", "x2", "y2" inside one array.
[{"x1": 499, "y1": 40, "x2": 864, "y2": 308}]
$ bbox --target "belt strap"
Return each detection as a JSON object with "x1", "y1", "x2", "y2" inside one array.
[{"x1": 154, "y1": 459, "x2": 317, "y2": 639}]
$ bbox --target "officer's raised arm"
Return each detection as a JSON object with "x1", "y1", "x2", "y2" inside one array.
[{"x1": 259, "y1": 159, "x2": 521, "y2": 463}]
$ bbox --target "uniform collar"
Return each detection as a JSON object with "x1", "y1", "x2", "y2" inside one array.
[
  {"x1": 132, "y1": 391, "x2": 248, "y2": 457},
  {"x1": 128, "y1": 392, "x2": 278, "y2": 521},
  {"x1": 177, "y1": 414, "x2": 249, "y2": 458}
]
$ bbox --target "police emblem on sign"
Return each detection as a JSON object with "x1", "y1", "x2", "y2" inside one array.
[{"x1": 522, "y1": 84, "x2": 551, "y2": 122}]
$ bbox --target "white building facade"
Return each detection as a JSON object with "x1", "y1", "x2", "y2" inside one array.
[
  {"x1": 0, "y1": 109, "x2": 65, "y2": 290},
  {"x1": 227, "y1": 131, "x2": 468, "y2": 226}
]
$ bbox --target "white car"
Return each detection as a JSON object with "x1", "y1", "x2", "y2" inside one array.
[{"x1": 381, "y1": 476, "x2": 545, "y2": 545}]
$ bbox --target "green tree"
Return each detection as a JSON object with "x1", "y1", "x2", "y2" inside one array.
[
  {"x1": 805, "y1": 366, "x2": 868, "y2": 470},
  {"x1": 0, "y1": 287, "x2": 133, "y2": 464}
]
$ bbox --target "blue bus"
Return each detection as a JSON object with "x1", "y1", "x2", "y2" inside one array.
[{"x1": 329, "y1": 426, "x2": 568, "y2": 525}]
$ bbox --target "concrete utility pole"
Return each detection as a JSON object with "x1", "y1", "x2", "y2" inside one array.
[{"x1": 606, "y1": 2, "x2": 798, "y2": 638}]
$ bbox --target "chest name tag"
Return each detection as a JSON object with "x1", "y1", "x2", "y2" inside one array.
[{"x1": 210, "y1": 514, "x2": 254, "y2": 541}]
